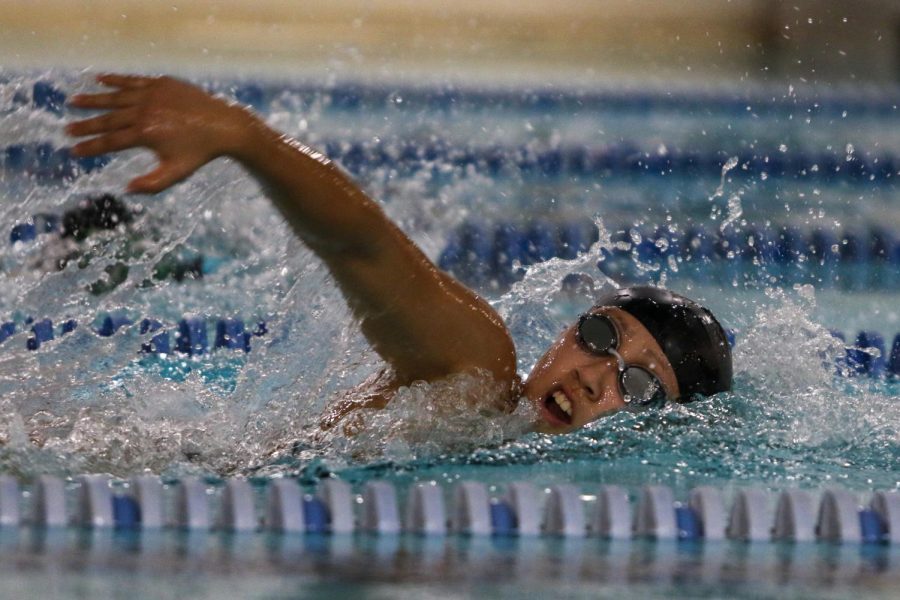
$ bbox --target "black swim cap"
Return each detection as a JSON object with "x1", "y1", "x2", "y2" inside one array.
[
  {"x1": 62, "y1": 194, "x2": 133, "y2": 241},
  {"x1": 594, "y1": 286, "x2": 732, "y2": 400}
]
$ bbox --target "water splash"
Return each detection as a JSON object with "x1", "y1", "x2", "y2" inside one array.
[
  {"x1": 494, "y1": 216, "x2": 617, "y2": 373},
  {"x1": 709, "y1": 155, "x2": 739, "y2": 202},
  {"x1": 324, "y1": 370, "x2": 536, "y2": 463},
  {"x1": 719, "y1": 193, "x2": 743, "y2": 232}
]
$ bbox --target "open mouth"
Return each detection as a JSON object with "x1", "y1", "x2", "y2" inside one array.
[{"x1": 542, "y1": 389, "x2": 574, "y2": 427}]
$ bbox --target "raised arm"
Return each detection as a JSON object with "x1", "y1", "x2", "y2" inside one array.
[{"x1": 67, "y1": 75, "x2": 517, "y2": 391}]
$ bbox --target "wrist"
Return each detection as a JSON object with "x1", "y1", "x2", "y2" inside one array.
[{"x1": 221, "y1": 105, "x2": 270, "y2": 165}]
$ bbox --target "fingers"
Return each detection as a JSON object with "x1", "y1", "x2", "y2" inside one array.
[
  {"x1": 96, "y1": 73, "x2": 154, "y2": 89},
  {"x1": 71, "y1": 129, "x2": 140, "y2": 158},
  {"x1": 68, "y1": 74, "x2": 155, "y2": 109},
  {"x1": 127, "y1": 158, "x2": 198, "y2": 194},
  {"x1": 66, "y1": 107, "x2": 138, "y2": 137},
  {"x1": 68, "y1": 88, "x2": 146, "y2": 110},
  {"x1": 64, "y1": 74, "x2": 204, "y2": 195}
]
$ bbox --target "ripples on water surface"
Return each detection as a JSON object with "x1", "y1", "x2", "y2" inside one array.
[{"x1": 0, "y1": 70, "x2": 897, "y2": 495}]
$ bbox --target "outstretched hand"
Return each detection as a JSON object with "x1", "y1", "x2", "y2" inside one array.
[{"x1": 67, "y1": 74, "x2": 252, "y2": 194}]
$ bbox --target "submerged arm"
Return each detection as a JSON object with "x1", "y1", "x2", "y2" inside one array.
[{"x1": 67, "y1": 75, "x2": 517, "y2": 389}]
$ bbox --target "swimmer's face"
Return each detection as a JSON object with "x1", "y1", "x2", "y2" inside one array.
[{"x1": 523, "y1": 307, "x2": 680, "y2": 434}]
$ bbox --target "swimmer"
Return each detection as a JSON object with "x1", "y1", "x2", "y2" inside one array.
[
  {"x1": 65, "y1": 74, "x2": 732, "y2": 434},
  {"x1": 29, "y1": 192, "x2": 203, "y2": 293},
  {"x1": 61, "y1": 193, "x2": 134, "y2": 242},
  {"x1": 27, "y1": 193, "x2": 135, "y2": 273}
]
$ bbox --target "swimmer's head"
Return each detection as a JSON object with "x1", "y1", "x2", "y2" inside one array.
[
  {"x1": 61, "y1": 194, "x2": 133, "y2": 241},
  {"x1": 524, "y1": 285, "x2": 732, "y2": 434}
]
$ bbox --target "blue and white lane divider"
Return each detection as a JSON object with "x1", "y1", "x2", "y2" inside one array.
[
  {"x1": 4, "y1": 314, "x2": 900, "y2": 381},
  {"x1": 19, "y1": 78, "x2": 900, "y2": 120},
  {"x1": 4, "y1": 138, "x2": 899, "y2": 185},
  {"x1": 439, "y1": 220, "x2": 900, "y2": 289},
  {"x1": 10, "y1": 187, "x2": 900, "y2": 294},
  {"x1": 0, "y1": 315, "x2": 267, "y2": 355},
  {"x1": 5, "y1": 475, "x2": 899, "y2": 545},
  {"x1": 1, "y1": 143, "x2": 109, "y2": 182}
]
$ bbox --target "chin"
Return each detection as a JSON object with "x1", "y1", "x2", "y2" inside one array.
[{"x1": 533, "y1": 422, "x2": 572, "y2": 435}]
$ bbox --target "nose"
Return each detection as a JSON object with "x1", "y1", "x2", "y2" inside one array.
[{"x1": 575, "y1": 355, "x2": 620, "y2": 402}]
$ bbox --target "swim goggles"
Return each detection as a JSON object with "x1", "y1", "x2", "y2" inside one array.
[{"x1": 576, "y1": 312, "x2": 669, "y2": 410}]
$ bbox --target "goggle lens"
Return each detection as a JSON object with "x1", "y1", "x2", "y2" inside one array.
[
  {"x1": 576, "y1": 313, "x2": 668, "y2": 410},
  {"x1": 621, "y1": 366, "x2": 665, "y2": 407},
  {"x1": 577, "y1": 314, "x2": 617, "y2": 353}
]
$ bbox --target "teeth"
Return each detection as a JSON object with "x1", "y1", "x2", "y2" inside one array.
[{"x1": 552, "y1": 391, "x2": 572, "y2": 417}]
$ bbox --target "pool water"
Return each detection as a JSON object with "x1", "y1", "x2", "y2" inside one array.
[
  {"x1": 0, "y1": 69, "x2": 898, "y2": 596},
  {"x1": 0, "y1": 530, "x2": 895, "y2": 599},
  {"x1": 1, "y1": 70, "x2": 899, "y2": 486}
]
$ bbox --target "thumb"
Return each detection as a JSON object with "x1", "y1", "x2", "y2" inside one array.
[{"x1": 126, "y1": 157, "x2": 200, "y2": 194}]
